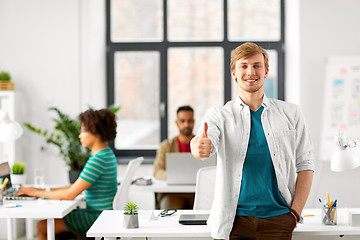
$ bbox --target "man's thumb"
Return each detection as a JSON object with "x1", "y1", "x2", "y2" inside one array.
[{"x1": 202, "y1": 122, "x2": 208, "y2": 138}]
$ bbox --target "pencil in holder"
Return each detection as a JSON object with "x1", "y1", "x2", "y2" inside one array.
[{"x1": 321, "y1": 206, "x2": 337, "y2": 225}]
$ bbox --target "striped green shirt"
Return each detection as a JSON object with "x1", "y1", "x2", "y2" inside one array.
[
  {"x1": 64, "y1": 148, "x2": 117, "y2": 233},
  {"x1": 79, "y1": 148, "x2": 117, "y2": 210}
]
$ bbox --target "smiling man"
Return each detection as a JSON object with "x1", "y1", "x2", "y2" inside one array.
[{"x1": 191, "y1": 42, "x2": 315, "y2": 240}]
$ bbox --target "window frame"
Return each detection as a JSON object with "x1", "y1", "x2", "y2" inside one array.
[{"x1": 106, "y1": 0, "x2": 285, "y2": 159}]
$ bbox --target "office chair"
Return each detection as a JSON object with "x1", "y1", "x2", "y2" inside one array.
[
  {"x1": 113, "y1": 157, "x2": 144, "y2": 210},
  {"x1": 193, "y1": 166, "x2": 216, "y2": 210}
]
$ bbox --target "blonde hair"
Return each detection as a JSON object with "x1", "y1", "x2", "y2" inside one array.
[{"x1": 230, "y1": 42, "x2": 269, "y2": 72}]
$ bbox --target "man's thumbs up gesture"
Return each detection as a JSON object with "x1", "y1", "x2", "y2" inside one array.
[{"x1": 191, "y1": 122, "x2": 212, "y2": 159}]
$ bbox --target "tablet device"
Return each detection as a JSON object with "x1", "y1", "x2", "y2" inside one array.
[{"x1": 178, "y1": 214, "x2": 209, "y2": 225}]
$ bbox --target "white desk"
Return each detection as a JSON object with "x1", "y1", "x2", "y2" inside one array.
[
  {"x1": 294, "y1": 208, "x2": 360, "y2": 236},
  {"x1": 131, "y1": 178, "x2": 196, "y2": 193},
  {"x1": 87, "y1": 209, "x2": 360, "y2": 240},
  {"x1": 87, "y1": 210, "x2": 210, "y2": 240},
  {"x1": 0, "y1": 198, "x2": 81, "y2": 240},
  {"x1": 130, "y1": 178, "x2": 196, "y2": 209}
]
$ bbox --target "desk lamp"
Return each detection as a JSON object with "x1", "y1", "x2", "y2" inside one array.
[
  {"x1": 0, "y1": 110, "x2": 23, "y2": 189},
  {"x1": 331, "y1": 131, "x2": 360, "y2": 172},
  {"x1": 331, "y1": 131, "x2": 360, "y2": 227},
  {"x1": 0, "y1": 109, "x2": 23, "y2": 173},
  {"x1": 0, "y1": 110, "x2": 23, "y2": 142}
]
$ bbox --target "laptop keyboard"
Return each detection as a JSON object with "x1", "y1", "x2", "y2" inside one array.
[
  {"x1": 3, "y1": 195, "x2": 37, "y2": 201},
  {"x1": 2, "y1": 189, "x2": 37, "y2": 201}
]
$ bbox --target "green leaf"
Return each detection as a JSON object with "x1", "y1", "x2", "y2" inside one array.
[
  {"x1": 0, "y1": 71, "x2": 11, "y2": 81},
  {"x1": 12, "y1": 162, "x2": 25, "y2": 174},
  {"x1": 108, "y1": 105, "x2": 121, "y2": 114},
  {"x1": 124, "y1": 201, "x2": 138, "y2": 215}
]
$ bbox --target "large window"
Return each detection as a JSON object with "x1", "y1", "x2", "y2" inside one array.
[{"x1": 107, "y1": 0, "x2": 285, "y2": 159}]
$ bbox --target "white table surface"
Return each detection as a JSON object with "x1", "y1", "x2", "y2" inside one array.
[
  {"x1": 87, "y1": 208, "x2": 360, "y2": 240},
  {"x1": 87, "y1": 209, "x2": 210, "y2": 239},
  {"x1": 0, "y1": 198, "x2": 81, "y2": 240},
  {"x1": 294, "y1": 208, "x2": 360, "y2": 236}
]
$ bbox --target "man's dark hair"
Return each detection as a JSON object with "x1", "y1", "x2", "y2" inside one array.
[
  {"x1": 79, "y1": 109, "x2": 117, "y2": 142},
  {"x1": 176, "y1": 105, "x2": 194, "y2": 115}
]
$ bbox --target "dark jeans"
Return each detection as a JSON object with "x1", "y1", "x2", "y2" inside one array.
[{"x1": 229, "y1": 213, "x2": 297, "y2": 240}]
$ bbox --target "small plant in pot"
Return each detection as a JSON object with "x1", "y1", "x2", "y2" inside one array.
[
  {"x1": 0, "y1": 71, "x2": 11, "y2": 81},
  {"x1": 11, "y1": 162, "x2": 26, "y2": 186},
  {"x1": 0, "y1": 71, "x2": 15, "y2": 90},
  {"x1": 123, "y1": 201, "x2": 139, "y2": 229}
]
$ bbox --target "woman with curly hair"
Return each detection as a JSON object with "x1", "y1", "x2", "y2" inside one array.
[{"x1": 18, "y1": 108, "x2": 118, "y2": 240}]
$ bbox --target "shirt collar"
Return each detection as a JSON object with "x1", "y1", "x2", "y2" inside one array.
[
  {"x1": 262, "y1": 94, "x2": 269, "y2": 110},
  {"x1": 236, "y1": 94, "x2": 270, "y2": 111}
]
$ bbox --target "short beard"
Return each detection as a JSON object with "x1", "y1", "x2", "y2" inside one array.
[
  {"x1": 245, "y1": 85, "x2": 262, "y2": 93},
  {"x1": 180, "y1": 128, "x2": 193, "y2": 136}
]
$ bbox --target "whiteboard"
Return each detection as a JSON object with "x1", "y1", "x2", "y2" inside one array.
[{"x1": 320, "y1": 56, "x2": 360, "y2": 160}]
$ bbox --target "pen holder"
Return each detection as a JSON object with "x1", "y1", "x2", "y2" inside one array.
[
  {"x1": 0, "y1": 192, "x2": 3, "y2": 206},
  {"x1": 321, "y1": 206, "x2": 337, "y2": 225}
]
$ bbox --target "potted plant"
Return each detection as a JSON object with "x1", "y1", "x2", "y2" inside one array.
[
  {"x1": 123, "y1": 201, "x2": 139, "y2": 229},
  {"x1": 11, "y1": 162, "x2": 26, "y2": 186},
  {"x1": 24, "y1": 106, "x2": 120, "y2": 183},
  {"x1": 0, "y1": 71, "x2": 15, "y2": 90}
]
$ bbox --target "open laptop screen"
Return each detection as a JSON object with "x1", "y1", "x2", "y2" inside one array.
[
  {"x1": 0, "y1": 162, "x2": 12, "y2": 190},
  {"x1": 166, "y1": 153, "x2": 216, "y2": 185}
]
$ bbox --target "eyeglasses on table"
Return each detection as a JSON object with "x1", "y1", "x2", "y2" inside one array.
[{"x1": 158, "y1": 209, "x2": 177, "y2": 217}]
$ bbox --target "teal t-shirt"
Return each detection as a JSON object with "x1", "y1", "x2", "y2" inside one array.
[{"x1": 237, "y1": 106, "x2": 290, "y2": 218}]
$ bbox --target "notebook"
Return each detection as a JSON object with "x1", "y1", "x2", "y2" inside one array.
[
  {"x1": 166, "y1": 153, "x2": 216, "y2": 185},
  {"x1": 0, "y1": 162, "x2": 36, "y2": 201},
  {"x1": 179, "y1": 214, "x2": 209, "y2": 225}
]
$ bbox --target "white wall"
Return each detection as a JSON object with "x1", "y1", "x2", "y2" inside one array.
[
  {"x1": 1, "y1": 0, "x2": 360, "y2": 209},
  {"x1": 0, "y1": 0, "x2": 105, "y2": 185},
  {"x1": 1, "y1": 1, "x2": 360, "y2": 239},
  {"x1": 286, "y1": 0, "x2": 360, "y2": 208}
]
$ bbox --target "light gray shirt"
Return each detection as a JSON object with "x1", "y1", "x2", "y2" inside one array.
[{"x1": 193, "y1": 95, "x2": 315, "y2": 239}]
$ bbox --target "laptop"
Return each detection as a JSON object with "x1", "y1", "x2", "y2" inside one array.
[
  {"x1": 166, "y1": 153, "x2": 216, "y2": 185},
  {"x1": 0, "y1": 162, "x2": 13, "y2": 191},
  {"x1": 179, "y1": 214, "x2": 209, "y2": 225},
  {"x1": 0, "y1": 162, "x2": 36, "y2": 201}
]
